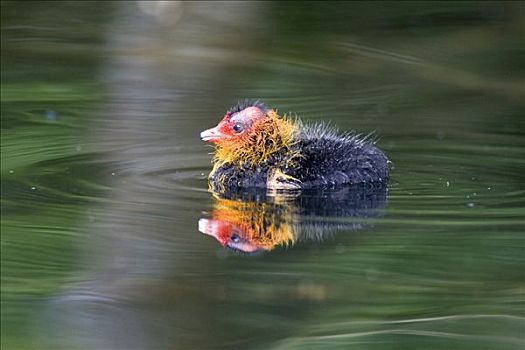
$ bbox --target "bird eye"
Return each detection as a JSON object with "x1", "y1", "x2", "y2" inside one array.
[
  {"x1": 232, "y1": 123, "x2": 243, "y2": 133},
  {"x1": 230, "y1": 233, "x2": 241, "y2": 243}
]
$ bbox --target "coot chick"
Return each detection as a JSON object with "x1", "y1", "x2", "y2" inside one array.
[
  {"x1": 200, "y1": 100, "x2": 389, "y2": 191},
  {"x1": 199, "y1": 184, "x2": 388, "y2": 253}
]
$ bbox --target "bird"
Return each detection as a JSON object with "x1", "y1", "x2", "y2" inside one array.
[
  {"x1": 200, "y1": 100, "x2": 389, "y2": 192},
  {"x1": 198, "y1": 185, "x2": 388, "y2": 253}
]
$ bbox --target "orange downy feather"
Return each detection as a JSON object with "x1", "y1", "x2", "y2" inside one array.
[
  {"x1": 213, "y1": 197, "x2": 296, "y2": 250},
  {"x1": 210, "y1": 111, "x2": 302, "y2": 187}
]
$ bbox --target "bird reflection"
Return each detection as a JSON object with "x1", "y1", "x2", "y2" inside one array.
[{"x1": 199, "y1": 184, "x2": 388, "y2": 253}]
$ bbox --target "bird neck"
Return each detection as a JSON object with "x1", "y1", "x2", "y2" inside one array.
[{"x1": 212, "y1": 111, "x2": 297, "y2": 169}]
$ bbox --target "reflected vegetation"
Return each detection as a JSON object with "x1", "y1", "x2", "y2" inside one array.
[{"x1": 200, "y1": 185, "x2": 387, "y2": 253}]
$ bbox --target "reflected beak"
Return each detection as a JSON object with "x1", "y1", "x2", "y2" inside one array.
[
  {"x1": 198, "y1": 218, "x2": 219, "y2": 237},
  {"x1": 200, "y1": 126, "x2": 223, "y2": 143}
]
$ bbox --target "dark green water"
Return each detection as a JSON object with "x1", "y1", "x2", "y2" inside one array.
[{"x1": 1, "y1": 1, "x2": 524, "y2": 349}]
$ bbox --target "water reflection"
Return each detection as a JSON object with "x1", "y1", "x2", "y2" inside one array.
[{"x1": 199, "y1": 185, "x2": 388, "y2": 253}]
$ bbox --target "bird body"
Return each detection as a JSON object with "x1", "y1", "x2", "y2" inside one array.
[{"x1": 200, "y1": 100, "x2": 389, "y2": 191}]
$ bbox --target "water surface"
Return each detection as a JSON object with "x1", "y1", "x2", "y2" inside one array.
[{"x1": 1, "y1": 1, "x2": 524, "y2": 349}]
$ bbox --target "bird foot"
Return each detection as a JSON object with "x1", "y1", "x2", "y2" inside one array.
[{"x1": 267, "y1": 168, "x2": 302, "y2": 191}]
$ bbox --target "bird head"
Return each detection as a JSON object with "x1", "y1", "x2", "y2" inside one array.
[
  {"x1": 198, "y1": 218, "x2": 263, "y2": 254},
  {"x1": 200, "y1": 100, "x2": 269, "y2": 145},
  {"x1": 200, "y1": 100, "x2": 297, "y2": 168}
]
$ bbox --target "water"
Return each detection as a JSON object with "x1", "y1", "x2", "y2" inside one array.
[{"x1": 1, "y1": 1, "x2": 524, "y2": 349}]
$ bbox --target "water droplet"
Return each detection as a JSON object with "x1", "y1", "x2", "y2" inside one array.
[
  {"x1": 46, "y1": 110, "x2": 57, "y2": 121},
  {"x1": 467, "y1": 202, "x2": 475, "y2": 208},
  {"x1": 31, "y1": 186, "x2": 36, "y2": 190}
]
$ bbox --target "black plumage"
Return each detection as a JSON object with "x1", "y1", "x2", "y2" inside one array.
[
  {"x1": 227, "y1": 99, "x2": 269, "y2": 116},
  {"x1": 209, "y1": 122, "x2": 389, "y2": 192}
]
